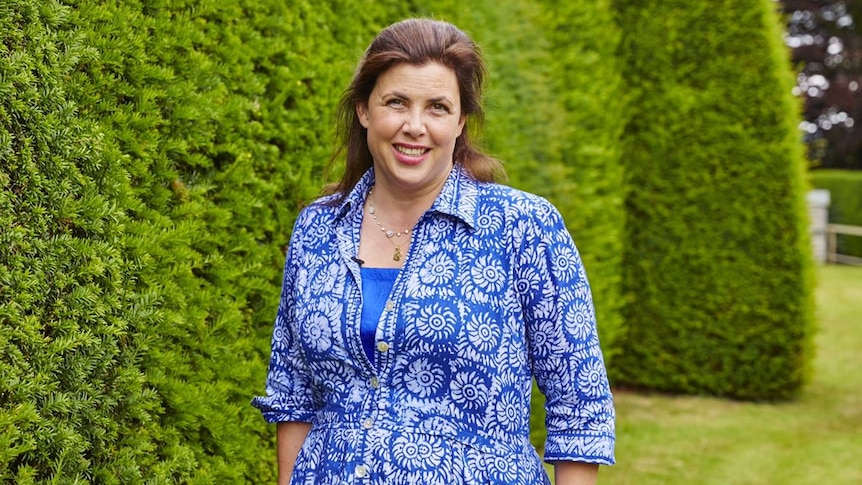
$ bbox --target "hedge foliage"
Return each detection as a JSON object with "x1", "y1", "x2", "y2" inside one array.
[
  {"x1": 1, "y1": 0, "x2": 813, "y2": 482},
  {"x1": 609, "y1": 0, "x2": 815, "y2": 400},
  {"x1": 810, "y1": 169, "x2": 862, "y2": 258},
  {"x1": 1, "y1": 0, "x2": 412, "y2": 482}
]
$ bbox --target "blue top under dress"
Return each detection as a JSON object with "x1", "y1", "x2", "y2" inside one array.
[{"x1": 360, "y1": 267, "x2": 399, "y2": 365}]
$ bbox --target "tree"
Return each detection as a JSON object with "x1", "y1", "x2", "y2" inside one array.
[
  {"x1": 783, "y1": 0, "x2": 862, "y2": 170},
  {"x1": 610, "y1": 0, "x2": 815, "y2": 400}
]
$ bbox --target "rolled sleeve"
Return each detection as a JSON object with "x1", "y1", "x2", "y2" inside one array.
[
  {"x1": 250, "y1": 319, "x2": 319, "y2": 422},
  {"x1": 520, "y1": 199, "x2": 616, "y2": 464},
  {"x1": 540, "y1": 347, "x2": 616, "y2": 464},
  {"x1": 251, "y1": 221, "x2": 319, "y2": 423}
]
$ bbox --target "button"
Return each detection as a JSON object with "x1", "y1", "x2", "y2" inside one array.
[
  {"x1": 362, "y1": 417, "x2": 374, "y2": 429},
  {"x1": 384, "y1": 301, "x2": 395, "y2": 311},
  {"x1": 370, "y1": 377, "x2": 379, "y2": 388},
  {"x1": 355, "y1": 465, "x2": 368, "y2": 478},
  {"x1": 376, "y1": 341, "x2": 390, "y2": 352}
]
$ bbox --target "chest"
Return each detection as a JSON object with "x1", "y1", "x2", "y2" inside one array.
[{"x1": 290, "y1": 214, "x2": 526, "y2": 369}]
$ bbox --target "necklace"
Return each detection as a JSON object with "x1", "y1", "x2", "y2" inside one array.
[{"x1": 367, "y1": 187, "x2": 412, "y2": 261}]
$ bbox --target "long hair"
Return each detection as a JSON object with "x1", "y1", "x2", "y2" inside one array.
[{"x1": 325, "y1": 18, "x2": 504, "y2": 201}]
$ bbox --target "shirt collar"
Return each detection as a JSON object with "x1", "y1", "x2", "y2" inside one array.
[
  {"x1": 334, "y1": 164, "x2": 479, "y2": 230},
  {"x1": 431, "y1": 164, "x2": 479, "y2": 230}
]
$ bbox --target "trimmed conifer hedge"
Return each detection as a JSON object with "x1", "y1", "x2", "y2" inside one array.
[
  {"x1": 810, "y1": 169, "x2": 862, "y2": 258},
  {"x1": 609, "y1": 0, "x2": 815, "y2": 400},
  {"x1": 1, "y1": 0, "x2": 816, "y2": 481},
  {"x1": 1, "y1": 0, "x2": 413, "y2": 481}
]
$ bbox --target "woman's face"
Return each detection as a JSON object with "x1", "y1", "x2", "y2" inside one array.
[{"x1": 357, "y1": 61, "x2": 465, "y2": 196}]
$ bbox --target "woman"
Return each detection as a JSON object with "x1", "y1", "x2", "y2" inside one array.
[{"x1": 253, "y1": 18, "x2": 615, "y2": 485}]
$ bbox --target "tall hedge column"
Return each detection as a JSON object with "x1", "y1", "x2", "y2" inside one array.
[{"x1": 610, "y1": 0, "x2": 815, "y2": 400}]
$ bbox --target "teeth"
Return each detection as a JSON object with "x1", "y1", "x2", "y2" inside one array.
[{"x1": 396, "y1": 146, "x2": 426, "y2": 157}]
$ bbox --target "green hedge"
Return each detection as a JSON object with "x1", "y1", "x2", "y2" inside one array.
[
  {"x1": 810, "y1": 169, "x2": 862, "y2": 258},
  {"x1": 0, "y1": 3, "x2": 142, "y2": 481},
  {"x1": 609, "y1": 0, "x2": 815, "y2": 400},
  {"x1": 1, "y1": 0, "x2": 412, "y2": 482}
]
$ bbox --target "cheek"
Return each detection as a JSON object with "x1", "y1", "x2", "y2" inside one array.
[
  {"x1": 431, "y1": 120, "x2": 464, "y2": 145},
  {"x1": 367, "y1": 111, "x2": 403, "y2": 136}
]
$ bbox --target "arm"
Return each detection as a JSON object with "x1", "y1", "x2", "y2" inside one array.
[
  {"x1": 251, "y1": 210, "x2": 323, "y2": 482},
  {"x1": 517, "y1": 198, "x2": 616, "y2": 465},
  {"x1": 554, "y1": 461, "x2": 599, "y2": 485},
  {"x1": 276, "y1": 421, "x2": 312, "y2": 485}
]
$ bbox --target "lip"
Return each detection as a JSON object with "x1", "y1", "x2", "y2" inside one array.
[{"x1": 392, "y1": 143, "x2": 430, "y2": 165}]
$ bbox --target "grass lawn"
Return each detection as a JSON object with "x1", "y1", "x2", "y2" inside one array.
[{"x1": 558, "y1": 264, "x2": 862, "y2": 484}]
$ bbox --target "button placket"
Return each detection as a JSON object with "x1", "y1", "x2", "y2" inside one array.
[
  {"x1": 369, "y1": 234, "x2": 414, "y2": 396},
  {"x1": 375, "y1": 300, "x2": 394, "y2": 365}
]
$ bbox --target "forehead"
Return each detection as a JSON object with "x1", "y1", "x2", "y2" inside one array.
[{"x1": 374, "y1": 62, "x2": 460, "y2": 99}]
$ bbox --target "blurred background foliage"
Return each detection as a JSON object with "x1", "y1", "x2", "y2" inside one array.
[
  {"x1": 0, "y1": 0, "x2": 821, "y2": 482},
  {"x1": 783, "y1": 0, "x2": 862, "y2": 170}
]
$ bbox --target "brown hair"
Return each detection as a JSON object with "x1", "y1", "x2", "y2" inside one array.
[{"x1": 325, "y1": 18, "x2": 504, "y2": 201}]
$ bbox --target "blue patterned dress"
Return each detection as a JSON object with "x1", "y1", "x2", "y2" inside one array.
[{"x1": 252, "y1": 165, "x2": 615, "y2": 484}]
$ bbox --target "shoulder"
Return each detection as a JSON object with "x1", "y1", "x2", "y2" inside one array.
[
  {"x1": 286, "y1": 194, "x2": 345, "y2": 253},
  {"x1": 294, "y1": 194, "x2": 343, "y2": 226},
  {"x1": 474, "y1": 182, "x2": 564, "y2": 227}
]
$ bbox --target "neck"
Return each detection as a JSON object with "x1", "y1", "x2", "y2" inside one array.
[
  {"x1": 371, "y1": 167, "x2": 451, "y2": 220},
  {"x1": 370, "y1": 191, "x2": 442, "y2": 228}
]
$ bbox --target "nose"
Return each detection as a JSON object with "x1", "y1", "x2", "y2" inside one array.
[{"x1": 402, "y1": 110, "x2": 427, "y2": 137}]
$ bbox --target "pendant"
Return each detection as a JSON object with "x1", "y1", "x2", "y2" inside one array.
[{"x1": 393, "y1": 246, "x2": 402, "y2": 262}]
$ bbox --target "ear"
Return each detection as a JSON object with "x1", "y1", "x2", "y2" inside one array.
[
  {"x1": 457, "y1": 115, "x2": 466, "y2": 137},
  {"x1": 356, "y1": 103, "x2": 370, "y2": 128}
]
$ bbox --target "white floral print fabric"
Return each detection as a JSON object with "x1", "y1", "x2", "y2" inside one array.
[{"x1": 252, "y1": 165, "x2": 615, "y2": 484}]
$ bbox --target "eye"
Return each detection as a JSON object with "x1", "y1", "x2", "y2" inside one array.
[
  {"x1": 431, "y1": 103, "x2": 450, "y2": 113},
  {"x1": 386, "y1": 98, "x2": 405, "y2": 107}
]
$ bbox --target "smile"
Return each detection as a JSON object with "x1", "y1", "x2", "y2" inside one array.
[{"x1": 395, "y1": 145, "x2": 429, "y2": 157}]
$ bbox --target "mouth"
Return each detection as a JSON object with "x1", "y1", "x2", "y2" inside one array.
[{"x1": 394, "y1": 145, "x2": 430, "y2": 157}]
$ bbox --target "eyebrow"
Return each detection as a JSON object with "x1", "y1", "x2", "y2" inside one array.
[
  {"x1": 428, "y1": 96, "x2": 454, "y2": 105},
  {"x1": 385, "y1": 91, "x2": 454, "y2": 105}
]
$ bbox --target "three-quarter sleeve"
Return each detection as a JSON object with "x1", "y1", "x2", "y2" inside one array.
[
  {"x1": 518, "y1": 199, "x2": 616, "y2": 465},
  {"x1": 251, "y1": 217, "x2": 320, "y2": 423}
]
